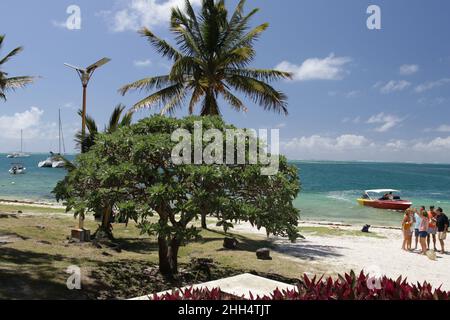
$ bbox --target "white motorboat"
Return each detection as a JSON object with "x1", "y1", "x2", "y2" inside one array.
[{"x1": 9, "y1": 163, "x2": 26, "y2": 175}]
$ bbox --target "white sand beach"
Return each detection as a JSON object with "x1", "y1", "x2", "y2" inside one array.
[{"x1": 224, "y1": 222, "x2": 450, "y2": 291}]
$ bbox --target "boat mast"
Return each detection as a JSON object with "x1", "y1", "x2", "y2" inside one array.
[
  {"x1": 58, "y1": 108, "x2": 66, "y2": 155},
  {"x1": 58, "y1": 109, "x2": 61, "y2": 154}
]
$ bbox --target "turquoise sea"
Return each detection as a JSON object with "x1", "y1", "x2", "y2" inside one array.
[{"x1": 1, "y1": 154, "x2": 449, "y2": 227}]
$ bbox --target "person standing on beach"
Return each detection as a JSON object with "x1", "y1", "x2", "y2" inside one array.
[
  {"x1": 427, "y1": 206, "x2": 438, "y2": 251},
  {"x1": 413, "y1": 207, "x2": 424, "y2": 250},
  {"x1": 402, "y1": 209, "x2": 414, "y2": 251},
  {"x1": 419, "y1": 210, "x2": 430, "y2": 255},
  {"x1": 436, "y1": 208, "x2": 449, "y2": 254}
]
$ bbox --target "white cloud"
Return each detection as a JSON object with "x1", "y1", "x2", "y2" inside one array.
[
  {"x1": 0, "y1": 107, "x2": 80, "y2": 153},
  {"x1": 134, "y1": 59, "x2": 152, "y2": 67},
  {"x1": 281, "y1": 134, "x2": 450, "y2": 162},
  {"x1": 367, "y1": 113, "x2": 403, "y2": 132},
  {"x1": 425, "y1": 125, "x2": 450, "y2": 133},
  {"x1": 378, "y1": 80, "x2": 411, "y2": 94},
  {"x1": 276, "y1": 54, "x2": 351, "y2": 81},
  {"x1": 415, "y1": 78, "x2": 450, "y2": 93},
  {"x1": 346, "y1": 90, "x2": 360, "y2": 98},
  {"x1": 0, "y1": 107, "x2": 44, "y2": 139},
  {"x1": 385, "y1": 140, "x2": 407, "y2": 150},
  {"x1": 413, "y1": 137, "x2": 450, "y2": 151},
  {"x1": 283, "y1": 134, "x2": 369, "y2": 152},
  {"x1": 102, "y1": 0, "x2": 202, "y2": 32},
  {"x1": 399, "y1": 64, "x2": 419, "y2": 76},
  {"x1": 436, "y1": 125, "x2": 450, "y2": 133},
  {"x1": 342, "y1": 116, "x2": 361, "y2": 124}
]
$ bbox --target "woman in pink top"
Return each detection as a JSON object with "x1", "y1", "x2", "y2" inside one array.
[{"x1": 419, "y1": 211, "x2": 429, "y2": 255}]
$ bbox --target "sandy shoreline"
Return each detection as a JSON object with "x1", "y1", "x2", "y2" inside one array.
[
  {"x1": 2, "y1": 198, "x2": 448, "y2": 291},
  {"x1": 0, "y1": 199, "x2": 64, "y2": 209},
  {"x1": 222, "y1": 222, "x2": 450, "y2": 291}
]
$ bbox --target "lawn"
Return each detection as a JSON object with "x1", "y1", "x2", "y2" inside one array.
[{"x1": 0, "y1": 206, "x2": 321, "y2": 300}]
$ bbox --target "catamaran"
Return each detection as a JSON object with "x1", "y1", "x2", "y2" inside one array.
[
  {"x1": 7, "y1": 130, "x2": 30, "y2": 158},
  {"x1": 357, "y1": 189, "x2": 412, "y2": 211},
  {"x1": 38, "y1": 109, "x2": 66, "y2": 168}
]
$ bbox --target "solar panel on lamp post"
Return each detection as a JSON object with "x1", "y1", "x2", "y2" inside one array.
[
  {"x1": 64, "y1": 58, "x2": 111, "y2": 154},
  {"x1": 64, "y1": 58, "x2": 111, "y2": 239}
]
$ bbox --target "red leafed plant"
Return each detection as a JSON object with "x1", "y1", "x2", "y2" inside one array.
[{"x1": 152, "y1": 271, "x2": 449, "y2": 300}]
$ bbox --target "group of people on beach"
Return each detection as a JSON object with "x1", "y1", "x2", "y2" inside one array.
[{"x1": 402, "y1": 206, "x2": 449, "y2": 255}]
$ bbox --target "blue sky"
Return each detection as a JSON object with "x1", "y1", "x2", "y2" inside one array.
[{"x1": 1, "y1": 0, "x2": 450, "y2": 163}]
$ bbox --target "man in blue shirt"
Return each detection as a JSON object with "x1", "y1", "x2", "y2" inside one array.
[{"x1": 413, "y1": 207, "x2": 424, "y2": 251}]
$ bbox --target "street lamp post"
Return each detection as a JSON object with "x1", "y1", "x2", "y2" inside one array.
[{"x1": 65, "y1": 57, "x2": 110, "y2": 241}]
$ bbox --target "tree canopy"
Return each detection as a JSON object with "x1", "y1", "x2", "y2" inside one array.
[{"x1": 55, "y1": 115, "x2": 300, "y2": 276}]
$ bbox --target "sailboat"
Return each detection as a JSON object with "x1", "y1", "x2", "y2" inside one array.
[
  {"x1": 7, "y1": 130, "x2": 31, "y2": 158},
  {"x1": 52, "y1": 109, "x2": 66, "y2": 168},
  {"x1": 38, "y1": 109, "x2": 66, "y2": 168}
]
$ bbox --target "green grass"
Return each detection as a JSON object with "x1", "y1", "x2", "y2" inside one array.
[
  {"x1": 299, "y1": 226, "x2": 386, "y2": 239},
  {"x1": 1, "y1": 212, "x2": 330, "y2": 299}
]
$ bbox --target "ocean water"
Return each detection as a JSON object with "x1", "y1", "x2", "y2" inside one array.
[
  {"x1": 0, "y1": 154, "x2": 74, "y2": 202},
  {"x1": 1, "y1": 155, "x2": 449, "y2": 227},
  {"x1": 292, "y1": 161, "x2": 450, "y2": 227}
]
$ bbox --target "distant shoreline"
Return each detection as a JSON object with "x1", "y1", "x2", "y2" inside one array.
[
  {"x1": 0, "y1": 198, "x2": 62, "y2": 208},
  {"x1": 1, "y1": 154, "x2": 450, "y2": 165}
]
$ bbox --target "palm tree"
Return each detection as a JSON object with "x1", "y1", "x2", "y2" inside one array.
[
  {"x1": 0, "y1": 35, "x2": 34, "y2": 101},
  {"x1": 119, "y1": 0, "x2": 292, "y2": 116},
  {"x1": 75, "y1": 104, "x2": 133, "y2": 152}
]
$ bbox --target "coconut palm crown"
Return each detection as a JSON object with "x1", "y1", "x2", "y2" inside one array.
[
  {"x1": 119, "y1": 0, "x2": 292, "y2": 116},
  {"x1": 0, "y1": 35, "x2": 34, "y2": 101}
]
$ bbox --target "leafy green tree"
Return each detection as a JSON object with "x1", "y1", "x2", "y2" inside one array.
[
  {"x1": 119, "y1": 0, "x2": 292, "y2": 116},
  {"x1": 55, "y1": 104, "x2": 133, "y2": 239},
  {"x1": 0, "y1": 35, "x2": 34, "y2": 101},
  {"x1": 56, "y1": 115, "x2": 300, "y2": 277}
]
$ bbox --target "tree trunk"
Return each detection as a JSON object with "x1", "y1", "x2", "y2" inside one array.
[
  {"x1": 168, "y1": 237, "x2": 181, "y2": 274},
  {"x1": 158, "y1": 236, "x2": 181, "y2": 277},
  {"x1": 201, "y1": 211, "x2": 208, "y2": 229},
  {"x1": 94, "y1": 205, "x2": 114, "y2": 240},
  {"x1": 158, "y1": 236, "x2": 172, "y2": 276}
]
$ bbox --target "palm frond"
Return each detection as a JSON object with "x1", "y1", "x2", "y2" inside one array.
[
  {"x1": 220, "y1": 87, "x2": 247, "y2": 112},
  {"x1": 139, "y1": 28, "x2": 182, "y2": 61},
  {"x1": 160, "y1": 87, "x2": 188, "y2": 116},
  {"x1": 119, "y1": 75, "x2": 172, "y2": 96},
  {"x1": 226, "y1": 75, "x2": 288, "y2": 115},
  {"x1": 106, "y1": 104, "x2": 126, "y2": 133},
  {"x1": 225, "y1": 68, "x2": 292, "y2": 82},
  {"x1": 0, "y1": 47, "x2": 23, "y2": 66},
  {"x1": 188, "y1": 87, "x2": 204, "y2": 114},
  {"x1": 131, "y1": 83, "x2": 185, "y2": 112},
  {"x1": 169, "y1": 56, "x2": 199, "y2": 81},
  {"x1": 3, "y1": 76, "x2": 35, "y2": 91}
]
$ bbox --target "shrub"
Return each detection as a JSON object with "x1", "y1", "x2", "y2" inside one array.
[{"x1": 153, "y1": 271, "x2": 449, "y2": 300}]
